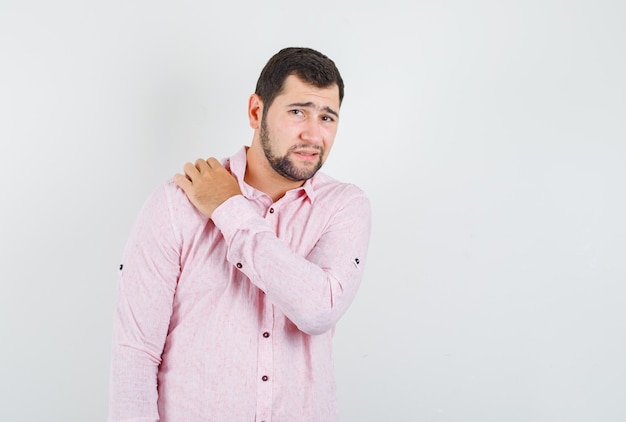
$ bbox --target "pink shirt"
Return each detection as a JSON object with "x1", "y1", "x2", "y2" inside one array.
[{"x1": 108, "y1": 147, "x2": 372, "y2": 421}]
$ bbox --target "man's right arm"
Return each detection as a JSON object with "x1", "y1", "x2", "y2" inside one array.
[{"x1": 108, "y1": 183, "x2": 181, "y2": 422}]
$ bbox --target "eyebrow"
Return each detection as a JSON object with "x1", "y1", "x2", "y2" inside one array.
[{"x1": 288, "y1": 102, "x2": 339, "y2": 118}]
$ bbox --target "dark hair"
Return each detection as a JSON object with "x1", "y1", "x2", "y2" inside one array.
[{"x1": 255, "y1": 47, "x2": 344, "y2": 110}]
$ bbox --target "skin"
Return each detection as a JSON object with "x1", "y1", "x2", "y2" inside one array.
[{"x1": 174, "y1": 75, "x2": 341, "y2": 217}]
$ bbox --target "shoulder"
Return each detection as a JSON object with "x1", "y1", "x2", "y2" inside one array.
[
  {"x1": 142, "y1": 179, "x2": 208, "y2": 227},
  {"x1": 310, "y1": 172, "x2": 370, "y2": 210},
  {"x1": 312, "y1": 172, "x2": 368, "y2": 198}
]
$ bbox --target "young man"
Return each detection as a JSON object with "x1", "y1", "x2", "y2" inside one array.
[{"x1": 109, "y1": 47, "x2": 371, "y2": 421}]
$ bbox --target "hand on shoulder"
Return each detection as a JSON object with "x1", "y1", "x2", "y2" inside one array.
[{"x1": 173, "y1": 157, "x2": 242, "y2": 218}]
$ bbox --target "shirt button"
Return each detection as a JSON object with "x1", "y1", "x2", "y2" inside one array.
[
  {"x1": 263, "y1": 332, "x2": 270, "y2": 338},
  {"x1": 236, "y1": 263, "x2": 242, "y2": 269},
  {"x1": 262, "y1": 375, "x2": 269, "y2": 382},
  {"x1": 269, "y1": 208, "x2": 275, "y2": 214}
]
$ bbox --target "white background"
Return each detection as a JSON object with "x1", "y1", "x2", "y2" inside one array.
[{"x1": 1, "y1": 1, "x2": 625, "y2": 421}]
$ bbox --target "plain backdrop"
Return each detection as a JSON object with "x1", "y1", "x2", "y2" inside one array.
[{"x1": 1, "y1": 1, "x2": 625, "y2": 421}]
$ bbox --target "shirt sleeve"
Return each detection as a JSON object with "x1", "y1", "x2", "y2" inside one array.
[
  {"x1": 108, "y1": 183, "x2": 181, "y2": 421},
  {"x1": 211, "y1": 189, "x2": 372, "y2": 335}
]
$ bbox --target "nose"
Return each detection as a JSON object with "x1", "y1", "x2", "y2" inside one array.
[{"x1": 301, "y1": 118, "x2": 323, "y2": 145}]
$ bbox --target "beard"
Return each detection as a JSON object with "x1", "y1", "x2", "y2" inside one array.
[{"x1": 260, "y1": 116, "x2": 325, "y2": 182}]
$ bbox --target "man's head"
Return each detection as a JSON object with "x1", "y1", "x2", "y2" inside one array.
[
  {"x1": 255, "y1": 47, "x2": 344, "y2": 111},
  {"x1": 248, "y1": 48, "x2": 344, "y2": 184}
]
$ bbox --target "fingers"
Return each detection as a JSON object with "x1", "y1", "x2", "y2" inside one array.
[
  {"x1": 195, "y1": 158, "x2": 210, "y2": 172},
  {"x1": 173, "y1": 173, "x2": 191, "y2": 191},
  {"x1": 175, "y1": 160, "x2": 204, "y2": 189},
  {"x1": 206, "y1": 157, "x2": 222, "y2": 169},
  {"x1": 184, "y1": 161, "x2": 200, "y2": 178},
  {"x1": 174, "y1": 156, "x2": 240, "y2": 218},
  {"x1": 176, "y1": 157, "x2": 222, "y2": 188},
  {"x1": 192, "y1": 157, "x2": 222, "y2": 173}
]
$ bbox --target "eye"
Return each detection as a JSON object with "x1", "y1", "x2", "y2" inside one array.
[
  {"x1": 290, "y1": 109, "x2": 304, "y2": 116},
  {"x1": 321, "y1": 115, "x2": 335, "y2": 122}
]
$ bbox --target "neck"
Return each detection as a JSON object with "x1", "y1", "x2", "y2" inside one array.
[{"x1": 244, "y1": 143, "x2": 305, "y2": 202}]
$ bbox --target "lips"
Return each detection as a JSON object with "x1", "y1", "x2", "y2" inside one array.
[
  {"x1": 292, "y1": 150, "x2": 320, "y2": 163},
  {"x1": 294, "y1": 150, "x2": 319, "y2": 156}
]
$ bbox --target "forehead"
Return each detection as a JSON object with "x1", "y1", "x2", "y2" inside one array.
[{"x1": 275, "y1": 75, "x2": 340, "y2": 108}]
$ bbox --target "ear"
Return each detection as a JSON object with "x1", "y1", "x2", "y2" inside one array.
[{"x1": 248, "y1": 94, "x2": 263, "y2": 129}]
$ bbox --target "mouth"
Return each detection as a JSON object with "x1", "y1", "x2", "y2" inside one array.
[{"x1": 292, "y1": 148, "x2": 321, "y2": 161}]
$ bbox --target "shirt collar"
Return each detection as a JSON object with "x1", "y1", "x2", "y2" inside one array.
[{"x1": 227, "y1": 146, "x2": 317, "y2": 203}]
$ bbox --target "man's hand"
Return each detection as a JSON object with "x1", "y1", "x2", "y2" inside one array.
[{"x1": 173, "y1": 157, "x2": 242, "y2": 218}]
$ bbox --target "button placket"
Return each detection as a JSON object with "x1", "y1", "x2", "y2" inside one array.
[{"x1": 255, "y1": 303, "x2": 274, "y2": 421}]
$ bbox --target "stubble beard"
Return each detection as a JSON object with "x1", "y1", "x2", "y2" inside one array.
[{"x1": 260, "y1": 115, "x2": 324, "y2": 182}]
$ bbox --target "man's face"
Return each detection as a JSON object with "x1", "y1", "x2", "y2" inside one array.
[{"x1": 259, "y1": 75, "x2": 340, "y2": 182}]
